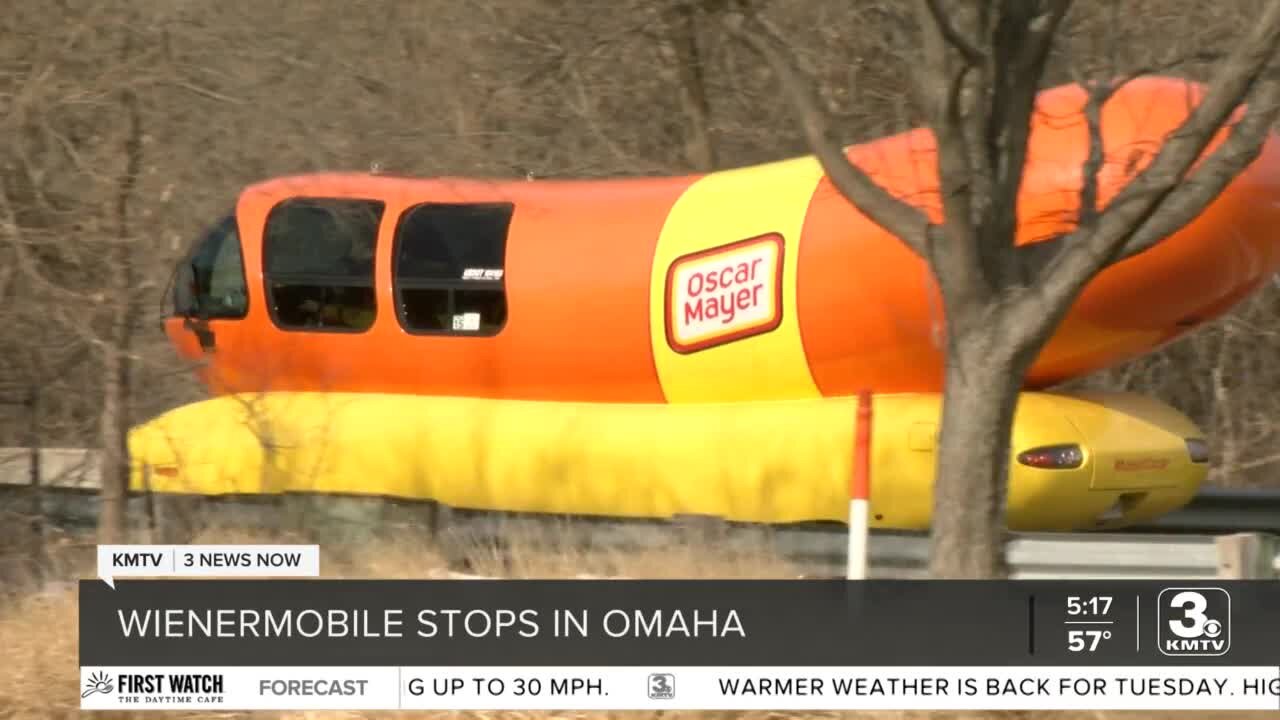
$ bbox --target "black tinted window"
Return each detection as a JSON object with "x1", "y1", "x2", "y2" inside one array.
[
  {"x1": 393, "y1": 203, "x2": 512, "y2": 335},
  {"x1": 263, "y1": 198, "x2": 384, "y2": 332},
  {"x1": 174, "y1": 213, "x2": 248, "y2": 319},
  {"x1": 265, "y1": 199, "x2": 383, "y2": 278},
  {"x1": 395, "y1": 204, "x2": 509, "y2": 280}
]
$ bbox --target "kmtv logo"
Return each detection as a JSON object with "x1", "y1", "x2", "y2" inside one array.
[
  {"x1": 665, "y1": 234, "x2": 783, "y2": 353},
  {"x1": 648, "y1": 673, "x2": 675, "y2": 699},
  {"x1": 1158, "y1": 588, "x2": 1231, "y2": 656}
]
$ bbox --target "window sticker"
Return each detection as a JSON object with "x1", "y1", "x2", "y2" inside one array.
[
  {"x1": 452, "y1": 312, "x2": 482, "y2": 332},
  {"x1": 462, "y1": 268, "x2": 504, "y2": 280}
]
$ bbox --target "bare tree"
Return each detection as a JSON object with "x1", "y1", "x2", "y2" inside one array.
[
  {"x1": 94, "y1": 25, "x2": 148, "y2": 543},
  {"x1": 6, "y1": 0, "x2": 1279, "y2": 556},
  {"x1": 0, "y1": 2, "x2": 175, "y2": 542},
  {"x1": 658, "y1": 0, "x2": 720, "y2": 171},
  {"x1": 723, "y1": 0, "x2": 1280, "y2": 577}
]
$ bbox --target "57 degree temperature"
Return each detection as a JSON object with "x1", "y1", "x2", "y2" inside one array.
[{"x1": 1068, "y1": 629, "x2": 1112, "y2": 652}]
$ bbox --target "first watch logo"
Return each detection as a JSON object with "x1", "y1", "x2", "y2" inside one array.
[
  {"x1": 82, "y1": 671, "x2": 227, "y2": 706},
  {"x1": 1158, "y1": 587, "x2": 1231, "y2": 656},
  {"x1": 82, "y1": 671, "x2": 115, "y2": 698},
  {"x1": 648, "y1": 673, "x2": 675, "y2": 700}
]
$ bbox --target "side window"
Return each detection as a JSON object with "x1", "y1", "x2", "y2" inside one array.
[
  {"x1": 174, "y1": 213, "x2": 248, "y2": 319},
  {"x1": 393, "y1": 203, "x2": 512, "y2": 335},
  {"x1": 263, "y1": 198, "x2": 385, "y2": 332}
]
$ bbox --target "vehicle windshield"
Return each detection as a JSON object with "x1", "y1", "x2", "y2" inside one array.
[{"x1": 173, "y1": 213, "x2": 248, "y2": 319}]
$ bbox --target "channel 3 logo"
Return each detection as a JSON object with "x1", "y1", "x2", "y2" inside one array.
[
  {"x1": 1158, "y1": 587, "x2": 1231, "y2": 656},
  {"x1": 648, "y1": 673, "x2": 675, "y2": 700}
]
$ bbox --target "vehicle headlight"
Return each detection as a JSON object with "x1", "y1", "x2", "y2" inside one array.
[{"x1": 1185, "y1": 438, "x2": 1210, "y2": 464}]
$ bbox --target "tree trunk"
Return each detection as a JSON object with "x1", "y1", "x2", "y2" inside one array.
[
  {"x1": 1209, "y1": 342, "x2": 1236, "y2": 484},
  {"x1": 98, "y1": 346, "x2": 128, "y2": 544},
  {"x1": 98, "y1": 28, "x2": 142, "y2": 545},
  {"x1": 928, "y1": 339, "x2": 1023, "y2": 578},
  {"x1": 665, "y1": 1, "x2": 718, "y2": 172}
]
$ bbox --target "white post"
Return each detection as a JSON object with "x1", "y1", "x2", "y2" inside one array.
[
  {"x1": 847, "y1": 390, "x2": 872, "y2": 580},
  {"x1": 847, "y1": 497, "x2": 869, "y2": 579}
]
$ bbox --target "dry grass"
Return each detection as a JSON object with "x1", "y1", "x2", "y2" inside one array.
[{"x1": 0, "y1": 524, "x2": 1274, "y2": 720}]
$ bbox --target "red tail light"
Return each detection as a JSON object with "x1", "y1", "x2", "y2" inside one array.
[{"x1": 1016, "y1": 444, "x2": 1084, "y2": 469}]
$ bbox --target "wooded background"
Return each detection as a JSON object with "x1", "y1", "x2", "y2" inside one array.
[{"x1": 1, "y1": 0, "x2": 1276, "y2": 489}]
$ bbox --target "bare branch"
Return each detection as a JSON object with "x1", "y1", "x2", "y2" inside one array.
[
  {"x1": 722, "y1": 7, "x2": 932, "y2": 255},
  {"x1": 922, "y1": 0, "x2": 985, "y2": 64},
  {"x1": 166, "y1": 80, "x2": 247, "y2": 106},
  {"x1": 0, "y1": 192, "x2": 95, "y2": 306},
  {"x1": 660, "y1": 0, "x2": 718, "y2": 171},
  {"x1": 911, "y1": 1, "x2": 986, "y2": 304},
  {"x1": 1074, "y1": 48, "x2": 1230, "y2": 229},
  {"x1": 985, "y1": 0, "x2": 1071, "y2": 223},
  {"x1": 1119, "y1": 70, "x2": 1280, "y2": 256},
  {"x1": 1234, "y1": 451, "x2": 1280, "y2": 472},
  {"x1": 911, "y1": 2, "x2": 1070, "y2": 302},
  {"x1": 1077, "y1": 80, "x2": 1113, "y2": 226},
  {"x1": 1036, "y1": 0, "x2": 1280, "y2": 303}
]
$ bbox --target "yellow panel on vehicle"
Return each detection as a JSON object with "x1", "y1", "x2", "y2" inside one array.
[
  {"x1": 1053, "y1": 391, "x2": 1203, "y2": 490},
  {"x1": 128, "y1": 390, "x2": 1206, "y2": 531},
  {"x1": 648, "y1": 156, "x2": 824, "y2": 403}
]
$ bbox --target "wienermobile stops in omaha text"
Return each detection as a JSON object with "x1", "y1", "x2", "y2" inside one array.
[{"x1": 115, "y1": 607, "x2": 747, "y2": 639}]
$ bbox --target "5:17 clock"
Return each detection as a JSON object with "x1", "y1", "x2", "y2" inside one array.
[
  {"x1": 1067, "y1": 596, "x2": 1113, "y2": 617},
  {"x1": 1065, "y1": 595, "x2": 1116, "y2": 654}
]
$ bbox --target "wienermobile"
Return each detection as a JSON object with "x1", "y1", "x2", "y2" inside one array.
[{"x1": 130, "y1": 76, "x2": 1280, "y2": 531}]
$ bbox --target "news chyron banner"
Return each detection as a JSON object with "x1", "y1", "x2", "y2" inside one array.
[{"x1": 80, "y1": 550, "x2": 1280, "y2": 711}]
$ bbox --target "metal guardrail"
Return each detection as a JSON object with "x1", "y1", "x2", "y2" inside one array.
[
  {"x1": 0, "y1": 447, "x2": 101, "y2": 491},
  {"x1": 1121, "y1": 487, "x2": 1280, "y2": 534},
  {"x1": 425, "y1": 512, "x2": 1279, "y2": 579},
  {"x1": 2, "y1": 447, "x2": 1278, "y2": 579}
]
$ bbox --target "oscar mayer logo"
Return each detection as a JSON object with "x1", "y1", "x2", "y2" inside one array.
[
  {"x1": 665, "y1": 233, "x2": 783, "y2": 353},
  {"x1": 1115, "y1": 457, "x2": 1171, "y2": 471}
]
